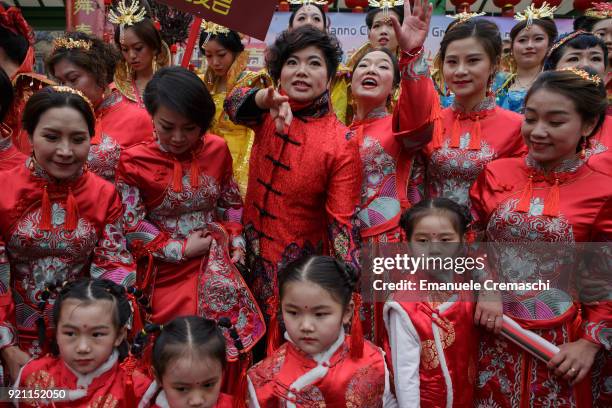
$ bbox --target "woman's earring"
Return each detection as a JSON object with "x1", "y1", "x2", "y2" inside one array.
[
  {"x1": 579, "y1": 136, "x2": 588, "y2": 160},
  {"x1": 152, "y1": 57, "x2": 158, "y2": 73}
]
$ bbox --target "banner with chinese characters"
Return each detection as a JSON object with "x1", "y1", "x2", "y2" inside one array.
[
  {"x1": 65, "y1": 0, "x2": 107, "y2": 37},
  {"x1": 155, "y1": 0, "x2": 277, "y2": 40}
]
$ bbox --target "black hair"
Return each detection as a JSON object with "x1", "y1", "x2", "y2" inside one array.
[
  {"x1": 399, "y1": 198, "x2": 472, "y2": 240},
  {"x1": 266, "y1": 26, "x2": 343, "y2": 85},
  {"x1": 22, "y1": 87, "x2": 96, "y2": 137},
  {"x1": 365, "y1": 6, "x2": 404, "y2": 29},
  {"x1": 438, "y1": 19, "x2": 502, "y2": 71},
  {"x1": 279, "y1": 255, "x2": 359, "y2": 310},
  {"x1": 574, "y1": 15, "x2": 600, "y2": 32},
  {"x1": 353, "y1": 47, "x2": 400, "y2": 89},
  {"x1": 0, "y1": 3, "x2": 30, "y2": 65},
  {"x1": 289, "y1": 3, "x2": 328, "y2": 30},
  {"x1": 0, "y1": 67, "x2": 12, "y2": 122},
  {"x1": 134, "y1": 316, "x2": 227, "y2": 379},
  {"x1": 544, "y1": 32, "x2": 608, "y2": 71},
  {"x1": 143, "y1": 66, "x2": 215, "y2": 133},
  {"x1": 51, "y1": 278, "x2": 132, "y2": 360},
  {"x1": 525, "y1": 67, "x2": 607, "y2": 140},
  {"x1": 114, "y1": 17, "x2": 162, "y2": 56},
  {"x1": 510, "y1": 18, "x2": 558, "y2": 47},
  {"x1": 199, "y1": 29, "x2": 244, "y2": 54},
  {"x1": 46, "y1": 31, "x2": 121, "y2": 89}
]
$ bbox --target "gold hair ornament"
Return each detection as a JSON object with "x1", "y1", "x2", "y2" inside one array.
[
  {"x1": 585, "y1": 3, "x2": 612, "y2": 20},
  {"x1": 514, "y1": 2, "x2": 557, "y2": 26},
  {"x1": 50, "y1": 86, "x2": 95, "y2": 114},
  {"x1": 448, "y1": 11, "x2": 486, "y2": 25},
  {"x1": 368, "y1": 0, "x2": 404, "y2": 20},
  {"x1": 200, "y1": 20, "x2": 231, "y2": 48},
  {"x1": 108, "y1": 0, "x2": 147, "y2": 43},
  {"x1": 52, "y1": 37, "x2": 92, "y2": 52},
  {"x1": 557, "y1": 67, "x2": 602, "y2": 86},
  {"x1": 546, "y1": 30, "x2": 586, "y2": 58}
]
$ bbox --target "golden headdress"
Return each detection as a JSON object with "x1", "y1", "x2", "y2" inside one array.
[
  {"x1": 200, "y1": 20, "x2": 232, "y2": 49},
  {"x1": 368, "y1": 0, "x2": 404, "y2": 19},
  {"x1": 52, "y1": 37, "x2": 92, "y2": 52},
  {"x1": 585, "y1": 3, "x2": 612, "y2": 20},
  {"x1": 448, "y1": 11, "x2": 486, "y2": 25},
  {"x1": 557, "y1": 67, "x2": 602, "y2": 86},
  {"x1": 108, "y1": 0, "x2": 147, "y2": 43},
  {"x1": 514, "y1": 2, "x2": 557, "y2": 26},
  {"x1": 50, "y1": 86, "x2": 95, "y2": 114}
]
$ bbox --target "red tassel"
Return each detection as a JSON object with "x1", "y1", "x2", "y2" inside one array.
[
  {"x1": 468, "y1": 116, "x2": 482, "y2": 150},
  {"x1": 450, "y1": 115, "x2": 462, "y2": 148},
  {"x1": 266, "y1": 296, "x2": 280, "y2": 356},
  {"x1": 128, "y1": 294, "x2": 144, "y2": 336},
  {"x1": 430, "y1": 101, "x2": 444, "y2": 149},
  {"x1": 40, "y1": 185, "x2": 52, "y2": 231},
  {"x1": 542, "y1": 178, "x2": 560, "y2": 217},
  {"x1": 65, "y1": 188, "x2": 79, "y2": 231},
  {"x1": 120, "y1": 356, "x2": 137, "y2": 408},
  {"x1": 350, "y1": 293, "x2": 364, "y2": 360},
  {"x1": 515, "y1": 175, "x2": 533, "y2": 213},
  {"x1": 233, "y1": 355, "x2": 250, "y2": 408},
  {"x1": 172, "y1": 160, "x2": 183, "y2": 192},
  {"x1": 190, "y1": 158, "x2": 199, "y2": 188}
]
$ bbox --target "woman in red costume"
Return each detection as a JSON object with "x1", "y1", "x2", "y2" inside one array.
[
  {"x1": 116, "y1": 67, "x2": 263, "y2": 393},
  {"x1": 409, "y1": 17, "x2": 526, "y2": 210},
  {"x1": 247, "y1": 256, "x2": 397, "y2": 407},
  {"x1": 545, "y1": 31, "x2": 611, "y2": 167},
  {"x1": 0, "y1": 87, "x2": 136, "y2": 385},
  {"x1": 0, "y1": 4, "x2": 53, "y2": 153},
  {"x1": 46, "y1": 31, "x2": 153, "y2": 182},
  {"x1": 469, "y1": 68, "x2": 611, "y2": 407},
  {"x1": 224, "y1": 26, "x2": 361, "y2": 352},
  {"x1": 0, "y1": 67, "x2": 25, "y2": 171},
  {"x1": 110, "y1": 0, "x2": 171, "y2": 112},
  {"x1": 349, "y1": 0, "x2": 435, "y2": 343},
  {"x1": 15, "y1": 279, "x2": 154, "y2": 408}
]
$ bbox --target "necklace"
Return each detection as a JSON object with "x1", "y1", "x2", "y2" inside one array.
[{"x1": 512, "y1": 73, "x2": 538, "y2": 90}]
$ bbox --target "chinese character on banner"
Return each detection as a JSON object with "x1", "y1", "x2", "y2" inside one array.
[
  {"x1": 156, "y1": 0, "x2": 276, "y2": 40},
  {"x1": 65, "y1": 0, "x2": 106, "y2": 38}
]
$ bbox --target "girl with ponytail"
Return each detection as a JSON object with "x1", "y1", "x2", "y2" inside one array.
[
  {"x1": 247, "y1": 255, "x2": 396, "y2": 407},
  {"x1": 132, "y1": 316, "x2": 243, "y2": 408},
  {"x1": 13, "y1": 279, "x2": 154, "y2": 407}
]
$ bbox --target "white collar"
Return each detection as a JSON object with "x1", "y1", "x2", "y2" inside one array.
[{"x1": 64, "y1": 349, "x2": 119, "y2": 389}]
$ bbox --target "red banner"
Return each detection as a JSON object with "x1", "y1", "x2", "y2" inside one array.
[
  {"x1": 154, "y1": 0, "x2": 278, "y2": 41},
  {"x1": 65, "y1": 0, "x2": 107, "y2": 37}
]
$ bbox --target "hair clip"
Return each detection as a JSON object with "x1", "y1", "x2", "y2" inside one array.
[
  {"x1": 557, "y1": 67, "x2": 602, "y2": 86},
  {"x1": 514, "y1": 2, "x2": 557, "y2": 26},
  {"x1": 448, "y1": 11, "x2": 486, "y2": 25},
  {"x1": 108, "y1": 0, "x2": 147, "y2": 43},
  {"x1": 546, "y1": 30, "x2": 587, "y2": 58},
  {"x1": 52, "y1": 37, "x2": 92, "y2": 52},
  {"x1": 50, "y1": 86, "x2": 95, "y2": 114},
  {"x1": 585, "y1": 3, "x2": 612, "y2": 20}
]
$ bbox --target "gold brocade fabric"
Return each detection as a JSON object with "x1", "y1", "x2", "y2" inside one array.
[
  {"x1": 113, "y1": 41, "x2": 171, "y2": 103},
  {"x1": 200, "y1": 51, "x2": 271, "y2": 197}
]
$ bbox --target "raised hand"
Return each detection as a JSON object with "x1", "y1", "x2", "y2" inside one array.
[
  {"x1": 256, "y1": 87, "x2": 294, "y2": 134},
  {"x1": 390, "y1": 0, "x2": 433, "y2": 53}
]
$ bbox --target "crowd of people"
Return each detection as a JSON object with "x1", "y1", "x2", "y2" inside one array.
[{"x1": 0, "y1": 0, "x2": 610, "y2": 407}]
